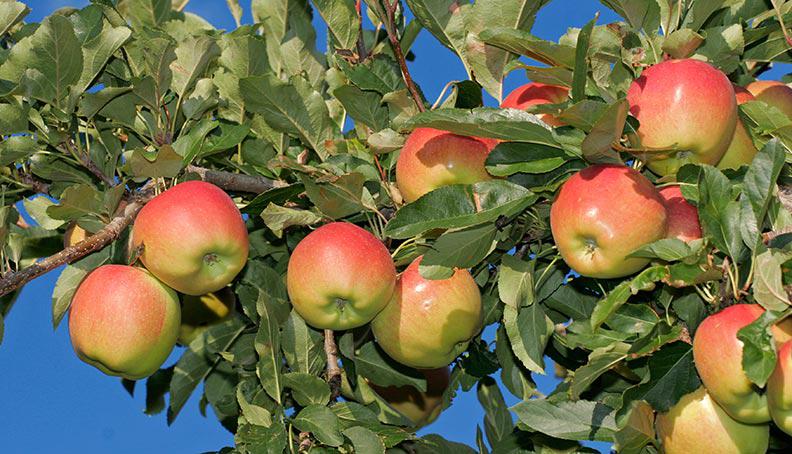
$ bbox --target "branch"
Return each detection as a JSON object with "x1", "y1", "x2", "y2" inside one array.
[
  {"x1": 186, "y1": 165, "x2": 284, "y2": 193},
  {"x1": 355, "y1": 0, "x2": 369, "y2": 61},
  {"x1": 18, "y1": 171, "x2": 50, "y2": 195},
  {"x1": 324, "y1": 329, "x2": 342, "y2": 400},
  {"x1": 63, "y1": 140, "x2": 116, "y2": 187},
  {"x1": 383, "y1": 1, "x2": 425, "y2": 112}
]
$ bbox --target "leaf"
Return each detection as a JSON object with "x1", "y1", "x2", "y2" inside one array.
[
  {"x1": 511, "y1": 399, "x2": 617, "y2": 441},
  {"x1": 337, "y1": 55, "x2": 404, "y2": 95},
  {"x1": 384, "y1": 180, "x2": 536, "y2": 239},
  {"x1": 503, "y1": 303, "x2": 552, "y2": 374},
  {"x1": 598, "y1": 0, "x2": 660, "y2": 31},
  {"x1": 170, "y1": 35, "x2": 221, "y2": 97},
  {"x1": 235, "y1": 423, "x2": 287, "y2": 453},
  {"x1": 741, "y1": 139, "x2": 786, "y2": 250},
  {"x1": 125, "y1": 0, "x2": 173, "y2": 29},
  {"x1": 144, "y1": 367, "x2": 174, "y2": 415},
  {"x1": 571, "y1": 16, "x2": 595, "y2": 103},
  {"x1": 313, "y1": 0, "x2": 358, "y2": 50},
  {"x1": 334, "y1": 84, "x2": 389, "y2": 131},
  {"x1": 282, "y1": 372, "x2": 331, "y2": 407},
  {"x1": 479, "y1": 28, "x2": 576, "y2": 68},
  {"x1": 293, "y1": 405, "x2": 345, "y2": 447},
  {"x1": 47, "y1": 184, "x2": 103, "y2": 223},
  {"x1": 301, "y1": 173, "x2": 370, "y2": 219},
  {"x1": 71, "y1": 26, "x2": 132, "y2": 104},
  {"x1": 753, "y1": 250, "x2": 791, "y2": 312},
  {"x1": 498, "y1": 254, "x2": 533, "y2": 308},
  {"x1": 622, "y1": 342, "x2": 701, "y2": 412},
  {"x1": 570, "y1": 349, "x2": 628, "y2": 399},
  {"x1": 420, "y1": 224, "x2": 498, "y2": 273},
  {"x1": 241, "y1": 74, "x2": 336, "y2": 159},
  {"x1": 343, "y1": 426, "x2": 385, "y2": 454},
  {"x1": 226, "y1": 0, "x2": 243, "y2": 27},
  {"x1": 662, "y1": 29, "x2": 704, "y2": 59},
  {"x1": 260, "y1": 203, "x2": 321, "y2": 238},
  {"x1": 590, "y1": 266, "x2": 667, "y2": 330},
  {"x1": 51, "y1": 249, "x2": 111, "y2": 328},
  {"x1": 236, "y1": 387, "x2": 272, "y2": 427},
  {"x1": 417, "y1": 434, "x2": 478, "y2": 454},
  {"x1": 405, "y1": 0, "x2": 470, "y2": 74},
  {"x1": 355, "y1": 342, "x2": 427, "y2": 391},
  {"x1": 698, "y1": 165, "x2": 743, "y2": 260},
  {"x1": 124, "y1": 145, "x2": 184, "y2": 179},
  {"x1": 581, "y1": 99, "x2": 627, "y2": 164},
  {"x1": 737, "y1": 310, "x2": 780, "y2": 388},
  {"x1": 403, "y1": 107, "x2": 560, "y2": 146},
  {"x1": 629, "y1": 238, "x2": 700, "y2": 262},
  {"x1": 23, "y1": 197, "x2": 65, "y2": 231},
  {"x1": 0, "y1": 2, "x2": 29, "y2": 37},
  {"x1": 485, "y1": 142, "x2": 572, "y2": 176},
  {"x1": 477, "y1": 377, "x2": 513, "y2": 447},
  {"x1": 281, "y1": 309, "x2": 326, "y2": 376},
  {"x1": 255, "y1": 286, "x2": 286, "y2": 405}
]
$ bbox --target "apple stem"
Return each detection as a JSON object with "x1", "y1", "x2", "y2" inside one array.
[{"x1": 324, "y1": 329, "x2": 342, "y2": 400}]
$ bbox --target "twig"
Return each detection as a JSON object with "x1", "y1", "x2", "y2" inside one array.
[
  {"x1": 62, "y1": 140, "x2": 115, "y2": 187},
  {"x1": 186, "y1": 165, "x2": 285, "y2": 193},
  {"x1": 324, "y1": 329, "x2": 342, "y2": 400},
  {"x1": 771, "y1": 0, "x2": 792, "y2": 48},
  {"x1": 383, "y1": 0, "x2": 425, "y2": 112},
  {"x1": 18, "y1": 172, "x2": 50, "y2": 195},
  {"x1": 355, "y1": 0, "x2": 369, "y2": 61}
]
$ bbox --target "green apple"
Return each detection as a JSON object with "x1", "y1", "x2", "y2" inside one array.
[
  {"x1": 550, "y1": 164, "x2": 668, "y2": 279},
  {"x1": 287, "y1": 222, "x2": 396, "y2": 330},
  {"x1": 501, "y1": 82, "x2": 569, "y2": 126},
  {"x1": 178, "y1": 287, "x2": 236, "y2": 345},
  {"x1": 69, "y1": 265, "x2": 180, "y2": 380},
  {"x1": 371, "y1": 256, "x2": 482, "y2": 369},
  {"x1": 131, "y1": 180, "x2": 249, "y2": 296},
  {"x1": 656, "y1": 387, "x2": 769, "y2": 454},
  {"x1": 369, "y1": 367, "x2": 450, "y2": 427}
]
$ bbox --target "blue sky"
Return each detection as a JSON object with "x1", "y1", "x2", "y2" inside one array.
[{"x1": 5, "y1": 1, "x2": 790, "y2": 453}]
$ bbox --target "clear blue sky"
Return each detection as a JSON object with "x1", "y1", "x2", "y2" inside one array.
[{"x1": 4, "y1": 1, "x2": 789, "y2": 453}]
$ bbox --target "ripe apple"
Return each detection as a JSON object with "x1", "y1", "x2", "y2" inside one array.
[
  {"x1": 658, "y1": 186, "x2": 701, "y2": 242},
  {"x1": 131, "y1": 180, "x2": 249, "y2": 296},
  {"x1": 656, "y1": 387, "x2": 769, "y2": 454},
  {"x1": 287, "y1": 222, "x2": 396, "y2": 330},
  {"x1": 746, "y1": 80, "x2": 792, "y2": 119},
  {"x1": 501, "y1": 82, "x2": 569, "y2": 126},
  {"x1": 371, "y1": 256, "x2": 482, "y2": 369},
  {"x1": 768, "y1": 340, "x2": 792, "y2": 436},
  {"x1": 63, "y1": 223, "x2": 88, "y2": 247},
  {"x1": 178, "y1": 287, "x2": 236, "y2": 345},
  {"x1": 395, "y1": 127, "x2": 498, "y2": 203},
  {"x1": 550, "y1": 164, "x2": 668, "y2": 279},
  {"x1": 626, "y1": 59, "x2": 737, "y2": 176},
  {"x1": 369, "y1": 367, "x2": 450, "y2": 427},
  {"x1": 69, "y1": 265, "x2": 180, "y2": 380},
  {"x1": 718, "y1": 85, "x2": 758, "y2": 170}
]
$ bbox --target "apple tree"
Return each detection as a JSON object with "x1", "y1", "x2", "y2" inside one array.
[{"x1": 1, "y1": 0, "x2": 792, "y2": 452}]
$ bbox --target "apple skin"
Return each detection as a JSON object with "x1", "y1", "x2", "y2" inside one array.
[
  {"x1": 746, "y1": 80, "x2": 792, "y2": 119},
  {"x1": 658, "y1": 186, "x2": 702, "y2": 242},
  {"x1": 371, "y1": 256, "x2": 482, "y2": 369},
  {"x1": 656, "y1": 387, "x2": 769, "y2": 454},
  {"x1": 178, "y1": 287, "x2": 236, "y2": 345},
  {"x1": 626, "y1": 59, "x2": 737, "y2": 176},
  {"x1": 395, "y1": 128, "x2": 498, "y2": 203},
  {"x1": 768, "y1": 340, "x2": 792, "y2": 435},
  {"x1": 369, "y1": 367, "x2": 450, "y2": 427},
  {"x1": 718, "y1": 85, "x2": 758, "y2": 170},
  {"x1": 550, "y1": 164, "x2": 668, "y2": 279},
  {"x1": 63, "y1": 223, "x2": 88, "y2": 247},
  {"x1": 131, "y1": 181, "x2": 249, "y2": 296},
  {"x1": 68, "y1": 265, "x2": 180, "y2": 380},
  {"x1": 287, "y1": 222, "x2": 396, "y2": 330},
  {"x1": 501, "y1": 82, "x2": 569, "y2": 126}
]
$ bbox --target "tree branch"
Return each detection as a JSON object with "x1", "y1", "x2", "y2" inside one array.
[
  {"x1": 383, "y1": 0, "x2": 425, "y2": 112},
  {"x1": 324, "y1": 329, "x2": 342, "y2": 400},
  {"x1": 355, "y1": 0, "x2": 369, "y2": 61},
  {"x1": 63, "y1": 140, "x2": 115, "y2": 187},
  {"x1": 18, "y1": 171, "x2": 50, "y2": 195},
  {"x1": 186, "y1": 165, "x2": 284, "y2": 193}
]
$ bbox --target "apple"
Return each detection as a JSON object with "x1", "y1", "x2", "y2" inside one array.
[
  {"x1": 746, "y1": 80, "x2": 792, "y2": 119},
  {"x1": 656, "y1": 387, "x2": 769, "y2": 454},
  {"x1": 178, "y1": 287, "x2": 236, "y2": 345},
  {"x1": 131, "y1": 180, "x2": 249, "y2": 296},
  {"x1": 657, "y1": 186, "x2": 701, "y2": 242},
  {"x1": 718, "y1": 85, "x2": 758, "y2": 170},
  {"x1": 692, "y1": 304, "x2": 777, "y2": 423},
  {"x1": 287, "y1": 222, "x2": 396, "y2": 330},
  {"x1": 369, "y1": 367, "x2": 450, "y2": 427},
  {"x1": 768, "y1": 340, "x2": 792, "y2": 436},
  {"x1": 69, "y1": 265, "x2": 180, "y2": 380},
  {"x1": 501, "y1": 82, "x2": 569, "y2": 126},
  {"x1": 63, "y1": 223, "x2": 88, "y2": 247},
  {"x1": 395, "y1": 127, "x2": 498, "y2": 203},
  {"x1": 371, "y1": 256, "x2": 482, "y2": 369},
  {"x1": 626, "y1": 59, "x2": 738, "y2": 176},
  {"x1": 550, "y1": 164, "x2": 668, "y2": 279}
]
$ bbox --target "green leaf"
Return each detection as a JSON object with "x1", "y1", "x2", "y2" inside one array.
[
  {"x1": 405, "y1": 0, "x2": 470, "y2": 74},
  {"x1": 698, "y1": 165, "x2": 743, "y2": 260},
  {"x1": 479, "y1": 28, "x2": 576, "y2": 68},
  {"x1": 343, "y1": 426, "x2": 385, "y2": 454},
  {"x1": 124, "y1": 145, "x2": 184, "y2": 179},
  {"x1": 281, "y1": 309, "x2": 326, "y2": 376},
  {"x1": 498, "y1": 254, "x2": 533, "y2": 308},
  {"x1": 144, "y1": 367, "x2": 173, "y2": 415},
  {"x1": 71, "y1": 25, "x2": 132, "y2": 104},
  {"x1": 571, "y1": 16, "x2": 595, "y2": 103},
  {"x1": 51, "y1": 249, "x2": 111, "y2": 328},
  {"x1": 590, "y1": 266, "x2": 667, "y2": 330},
  {"x1": 337, "y1": 55, "x2": 404, "y2": 95},
  {"x1": 226, "y1": 0, "x2": 243, "y2": 27},
  {"x1": 0, "y1": 2, "x2": 29, "y2": 37},
  {"x1": 511, "y1": 399, "x2": 617, "y2": 441},
  {"x1": 570, "y1": 348, "x2": 628, "y2": 400},
  {"x1": 293, "y1": 405, "x2": 345, "y2": 447},
  {"x1": 598, "y1": 0, "x2": 660, "y2": 31},
  {"x1": 124, "y1": 0, "x2": 173, "y2": 29},
  {"x1": 334, "y1": 84, "x2": 389, "y2": 131},
  {"x1": 737, "y1": 310, "x2": 780, "y2": 388},
  {"x1": 355, "y1": 342, "x2": 427, "y2": 391},
  {"x1": 503, "y1": 303, "x2": 552, "y2": 374},
  {"x1": 622, "y1": 342, "x2": 701, "y2": 412},
  {"x1": 420, "y1": 224, "x2": 498, "y2": 273},
  {"x1": 385, "y1": 181, "x2": 536, "y2": 239},
  {"x1": 313, "y1": 0, "x2": 358, "y2": 50},
  {"x1": 235, "y1": 423, "x2": 287, "y2": 453},
  {"x1": 477, "y1": 376, "x2": 513, "y2": 447},
  {"x1": 170, "y1": 35, "x2": 221, "y2": 97},
  {"x1": 22, "y1": 197, "x2": 65, "y2": 231},
  {"x1": 47, "y1": 184, "x2": 103, "y2": 223},
  {"x1": 282, "y1": 372, "x2": 331, "y2": 407},
  {"x1": 694, "y1": 24, "x2": 744, "y2": 73},
  {"x1": 255, "y1": 286, "x2": 286, "y2": 405},
  {"x1": 236, "y1": 386, "x2": 273, "y2": 427},
  {"x1": 260, "y1": 203, "x2": 321, "y2": 238},
  {"x1": 580, "y1": 99, "x2": 627, "y2": 164},
  {"x1": 662, "y1": 29, "x2": 704, "y2": 59},
  {"x1": 485, "y1": 142, "x2": 572, "y2": 176},
  {"x1": 301, "y1": 172, "x2": 370, "y2": 219},
  {"x1": 629, "y1": 238, "x2": 701, "y2": 262},
  {"x1": 403, "y1": 107, "x2": 560, "y2": 146},
  {"x1": 741, "y1": 139, "x2": 786, "y2": 250},
  {"x1": 753, "y1": 250, "x2": 791, "y2": 311}
]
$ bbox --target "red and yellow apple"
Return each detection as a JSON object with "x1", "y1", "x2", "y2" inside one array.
[
  {"x1": 501, "y1": 82, "x2": 569, "y2": 126},
  {"x1": 69, "y1": 265, "x2": 180, "y2": 380},
  {"x1": 178, "y1": 287, "x2": 236, "y2": 345},
  {"x1": 287, "y1": 222, "x2": 396, "y2": 330},
  {"x1": 746, "y1": 80, "x2": 792, "y2": 119},
  {"x1": 131, "y1": 181, "x2": 249, "y2": 296},
  {"x1": 395, "y1": 128, "x2": 498, "y2": 203},
  {"x1": 718, "y1": 85, "x2": 758, "y2": 170},
  {"x1": 626, "y1": 59, "x2": 737, "y2": 176},
  {"x1": 371, "y1": 256, "x2": 482, "y2": 369},
  {"x1": 370, "y1": 367, "x2": 450, "y2": 427},
  {"x1": 550, "y1": 164, "x2": 668, "y2": 279},
  {"x1": 658, "y1": 186, "x2": 701, "y2": 242},
  {"x1": 656, "y1": 387, "x2": 769, "y2": 454},
  {"x1": 768, "y1": 340, "x2": 792, "y2": 435}
]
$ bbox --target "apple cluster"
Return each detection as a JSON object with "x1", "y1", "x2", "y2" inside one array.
[{"x1": 68, "y1": 181, "x2": 249, "y2": 380}]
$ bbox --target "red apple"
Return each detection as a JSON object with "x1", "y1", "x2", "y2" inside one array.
[
  {"x1": 626, "y1": 59, "x2": 738, "y2": 176},
  {"x1": 369, "y1": 367, "x2": 450, "y2": 427},
  {"x1": 178, "y1": 287, "x2": 236, "y2": 345},
  {"x1": 131, "y1": 181, "x2": 249, "y2": 296},
  {"x1": 656, "y1": 387, "x2": 769, "y2": 454},
  {"x1": 395, "y1": 128, "x2": 498, "y2": 203},
  {"x1": 371, "y1": 256, "x2": 482, "y2": 369},
  {"x1": 550, "y1": 165, "x2": 668, "y2": 278},
  {"x1": 718, "y1": 85, "x2": 758, "y2": 170},
  {"x1": 746, "y1": 80, "x2": 792, "y2": 119},
  {"x1": 501, "y1": 82, "x2": 569, "y2": 126},
  {"x1": 69, "y1": 265, "x2": 180, "y2": 380},
  {"x1": 768, "y1": 340, "x2": 792, "y2": 436},
  {"x1": 287, "y1": 222, "x2": 396, "y2": 330},
  {"x1": 658, "y1": 186, "x2": 702, "y2": 242}
]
